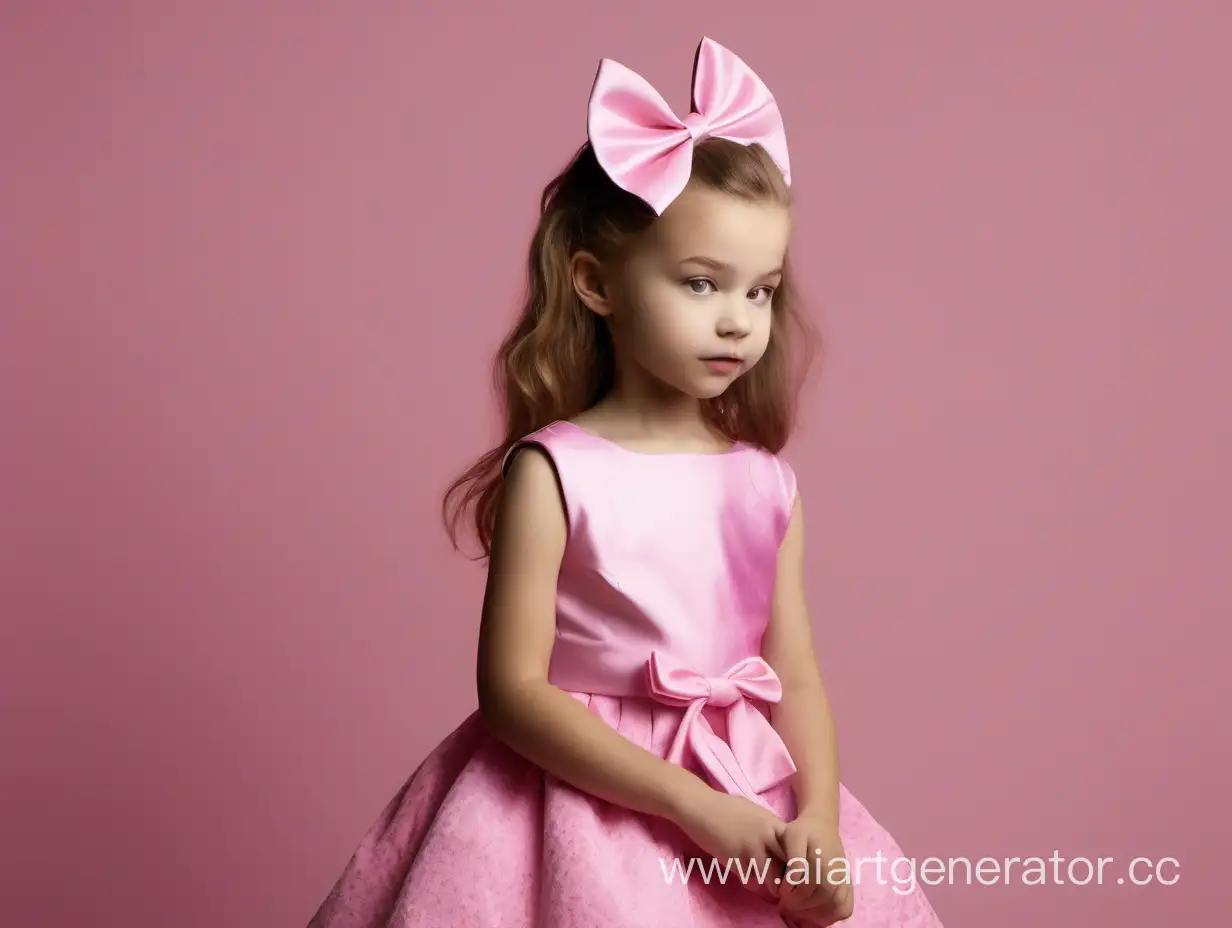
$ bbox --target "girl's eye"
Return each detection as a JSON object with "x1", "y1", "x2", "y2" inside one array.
[{"x1": 685, "y1": 279, "x2": 775, "y2": 303}]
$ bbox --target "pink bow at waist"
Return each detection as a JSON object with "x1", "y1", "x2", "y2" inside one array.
[{"x1": 645, "y1": 651, "x2": 797, "y2": 808}]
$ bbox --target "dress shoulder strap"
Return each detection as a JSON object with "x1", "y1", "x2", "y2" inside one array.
[
  {"x1": 736, "y1": 445, "x2": 799, "y2": 546},
  {"x1": 498, "y1": 421, "x2": 593, "y2": 536},
  {"x1": 498, "y1": 421, "x2": 588, "y2": 475}
]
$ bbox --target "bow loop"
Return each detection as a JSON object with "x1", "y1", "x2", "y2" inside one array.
[
  {"x1": 722, "y1": 655, "x2": 785, "y2": 703},
  {"x1": 645, "y1": 651, "x2": 711, "y2": 705},
  {"x1": 587, "y1": 36, "x2": 790, "y2": 215},
  {"x1": 690, "y1": 35, "x2": 791, "y2": 184}
]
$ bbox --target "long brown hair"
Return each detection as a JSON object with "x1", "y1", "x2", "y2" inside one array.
[{"x1": 442, "y1": 137, "x2": 821, "y2": 559}]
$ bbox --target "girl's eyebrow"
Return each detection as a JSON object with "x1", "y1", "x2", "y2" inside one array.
[{"x1": 678, "y1": 255, "x2": 783, "y2": 278}]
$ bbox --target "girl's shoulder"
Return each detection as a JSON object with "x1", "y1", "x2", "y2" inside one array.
[{"x1": 499, "y1": 420, "x2": 592, "y2": 477}]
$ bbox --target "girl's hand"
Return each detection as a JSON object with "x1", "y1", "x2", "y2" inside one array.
[
  {"x1": 672, "y1": 785, "x2": 789, "y2": 895},
  {"x1": 775, "y1": 813, "x2": 855, "y2": 922}
]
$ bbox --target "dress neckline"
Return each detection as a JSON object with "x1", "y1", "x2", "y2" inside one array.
[{"x1": 551, "y1": 420, "x2": 744, "y2": 457}]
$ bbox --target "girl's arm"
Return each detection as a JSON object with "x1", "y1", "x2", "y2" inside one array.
[
  {"x1": 761, "y1": 490, "x2": 843, "y2": 825},
  {"x1": 475, "y1": 446, "x2": 711, "y2": 822}
]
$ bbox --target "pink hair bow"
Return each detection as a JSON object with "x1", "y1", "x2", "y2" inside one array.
[
  {"x1": 646, "y1": 650, "x2": 797, "y2": 808},
  {"x1": 587, "y1": 36, "x2": 791, "y2": 216}
]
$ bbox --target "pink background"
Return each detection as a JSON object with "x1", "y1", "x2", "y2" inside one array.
[{"x1": 3, "y1": 3, "x2": 1229, "y2": 926}]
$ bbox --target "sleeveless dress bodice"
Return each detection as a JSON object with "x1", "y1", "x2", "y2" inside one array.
[
  {"x1": 504, "y1": 419, "x2": 798, "y2": 695},
  {"x1": 502, "y1": 420, "x2": 801, "y2": 807}
]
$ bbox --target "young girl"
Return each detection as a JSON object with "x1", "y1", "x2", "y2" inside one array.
[{"x1": 309, "y1": 36, "x2": 944, "y2": 928}]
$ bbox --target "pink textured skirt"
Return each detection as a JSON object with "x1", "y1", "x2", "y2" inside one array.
[{"x1": 307, "y1": 694, "x2": 944, "y2": 927}]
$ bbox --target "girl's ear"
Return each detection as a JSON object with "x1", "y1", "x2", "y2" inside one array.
[{"x1": 570, "y1": 251, "x2": 614, "y2": 318}]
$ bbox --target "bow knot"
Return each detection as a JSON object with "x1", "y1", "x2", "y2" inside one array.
[
  {"x1": 681, "y1": 110, "x2": 711, "y2": 143},
  {"x1": 704, "y1": 676, "x2": 742, "y2": 707},
  {"x1": 645, "y1": 651, "x2": 797, "y2": 808},
  {"x1": 587, "y1": 36, "x2": 791, "y2": 215}
]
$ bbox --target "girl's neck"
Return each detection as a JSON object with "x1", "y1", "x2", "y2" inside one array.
[{"x1": 570, "y1": 399, "x2": 728, "y2": 453}]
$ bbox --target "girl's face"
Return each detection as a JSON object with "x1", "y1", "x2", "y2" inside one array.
[{"x1": 577, "y1": 185, "x2": 792, "y2": 401}]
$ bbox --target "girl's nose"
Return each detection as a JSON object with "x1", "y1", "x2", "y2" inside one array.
[{"x1": 716, "y1": 299, "x2": 752, "y2": 337}]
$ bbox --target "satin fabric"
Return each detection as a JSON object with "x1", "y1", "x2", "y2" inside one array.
[
  {"x1": 587, "y1": 36, "x2": 791, "y2": 215},
  {"x1": 308, "y1": 421, "x2": 945, "y2": 928},
  {"x1": 519, "y1": 421, "x2": 798, "y2": 812}
]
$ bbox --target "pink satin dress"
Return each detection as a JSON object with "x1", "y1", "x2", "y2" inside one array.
[{"x1": 308, "y1": 421, "x2": 944, "y2": 927}]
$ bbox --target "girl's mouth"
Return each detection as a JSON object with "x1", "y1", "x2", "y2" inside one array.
[{"x1": 701, "y1": 356, "x2": 744, "y2": 375}]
